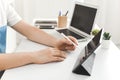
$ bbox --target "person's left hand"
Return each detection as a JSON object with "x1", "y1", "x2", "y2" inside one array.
[{"x1": 55, "y1": 36, "x2": 78, "y2": 51}]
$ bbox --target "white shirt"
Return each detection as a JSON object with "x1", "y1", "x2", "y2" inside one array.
[
  {"x1": 0, "y1": 0, "x2": 22, "y2": 53},
  {"x1": 0, "y1": 0, "x2": 21, "y2": 27}
]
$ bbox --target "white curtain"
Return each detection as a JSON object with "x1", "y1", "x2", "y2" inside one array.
[{"x1": 85, "y1": 0, "x2": 120, "y2": 44}]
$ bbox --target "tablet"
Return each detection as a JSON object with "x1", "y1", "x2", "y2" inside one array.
[{"x1": 72, "y1": 29, "x2": 103, "y2": 75}]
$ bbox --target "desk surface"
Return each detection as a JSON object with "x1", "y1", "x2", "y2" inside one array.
[
  {"x1": 1, "y1": 30, "x2": 89, "y2": 80},
  {"x1": 70, "y1": 41, "x2": 120, "y2": 80},
  {"x1": 1, "y1": 30, "x2": 120, "y2": 80}
]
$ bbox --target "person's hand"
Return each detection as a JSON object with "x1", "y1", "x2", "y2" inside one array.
[
  {"x1": 30, "y1": 48, "x2": 66, "y2": 64},
  {"x1": 55, "y1": 36, "x2": 78, "y2": 51}
]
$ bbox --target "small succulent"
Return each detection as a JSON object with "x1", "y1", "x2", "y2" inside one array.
[
  {"x1": 91, "y1": 29, "x2": 100, "y2": 36},
  {"x1": 103, "y1": 32, "x2": 111, "y2": 40}
]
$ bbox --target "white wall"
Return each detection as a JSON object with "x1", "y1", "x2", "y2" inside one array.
[
  {"x1": 104, "y1": 0, "x2": 120, "y2": 44},
  {"x1": 15, "y1": 0, "x2": 84, "y2": 24}
]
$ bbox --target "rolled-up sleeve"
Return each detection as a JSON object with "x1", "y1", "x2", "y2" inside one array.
[{"x1": 6, "y1": 3, "x2": 22, "y2": 27}]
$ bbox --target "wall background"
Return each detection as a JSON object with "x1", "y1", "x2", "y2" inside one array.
[{"x1": 14, "y1": 0, "x2": 84, "y2": 24}]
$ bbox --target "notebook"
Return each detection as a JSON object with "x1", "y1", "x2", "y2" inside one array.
[{"x1": 57, "y1": 2, "x2": 98, "y2": 41}]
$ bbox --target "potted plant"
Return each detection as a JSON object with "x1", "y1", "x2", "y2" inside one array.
[
  {"x1": 102, "y1": 32, "x2": 111, "y2": 48},
  {"x1": 91, "y1": 29, "x2": 100, "y2": 36},
  {"x1": 103, "y1": 32, "x2": 111, "y2": 40}
]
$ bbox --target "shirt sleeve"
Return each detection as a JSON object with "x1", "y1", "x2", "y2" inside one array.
[{"x1": 6, "y1": 3, "x2": 22, "y2": 27}]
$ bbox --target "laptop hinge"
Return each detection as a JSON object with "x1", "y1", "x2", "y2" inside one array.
[{"x1": 69, "y1": 27, "x2": 90, "y2": 38}]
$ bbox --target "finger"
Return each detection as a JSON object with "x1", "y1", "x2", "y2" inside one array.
[
  {"x1": 53, "y1": 50, "x2": 67, "y2": 58},
  {"x1": 65, "y1": 46, "x2": 76, "y2": 50},
  {"x1": 55, "y1": 52, "x2": 67, "y2": 58},
  {"x1": 53, "y1": 57, "x2": 65, "y2": 62},
  {"x1": 62, "y1": 37, "x2": 73, "y2": 45},
  {"x1": 68, "y1": 36, "x2": 78, "y2": 45}
]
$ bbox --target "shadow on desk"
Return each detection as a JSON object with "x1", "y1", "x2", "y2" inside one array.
[{"x1": 0, "y1": 71, "x2": 5, "y2": 79}]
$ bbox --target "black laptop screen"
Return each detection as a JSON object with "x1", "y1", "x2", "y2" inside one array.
[{"x1": 70, "y1": 4, "x2": 97, "y2": 34}]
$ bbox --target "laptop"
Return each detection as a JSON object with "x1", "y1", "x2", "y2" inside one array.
[
  {"x1": 72, "y1": 29, "x2": 103, "y2": 75},
  {"x1": 57, "y1": 2, "x2": 98, "y2": 41}
]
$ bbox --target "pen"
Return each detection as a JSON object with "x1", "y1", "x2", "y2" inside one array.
[
  {"x1": 65, "y1": 11, "x2": 69, "y2": 16},
  {"x1": 59, "y1": 11, "x2": 61, "y2": 16},
  {"x1": 61, "y1": 33, "x2": 78, "y2": 48}
]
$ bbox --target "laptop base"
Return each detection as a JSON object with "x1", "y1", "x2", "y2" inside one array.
[{"x1": 57, "y1": 29, "x2": 85, "y2": 39}]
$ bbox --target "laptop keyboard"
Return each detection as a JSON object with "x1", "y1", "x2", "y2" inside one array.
[{"x1": 57, "y1": 29, "x2": 84, "y2": 39}]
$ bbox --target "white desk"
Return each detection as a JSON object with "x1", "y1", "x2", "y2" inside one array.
[
  {"x1": 1, "y1": 30, "x2": 89, "y2": 80},
  {"x1": 1, "y1": 30, "x2": 120, "y2": 80},
  {"x1": 69, "y1": 41, "x2": 120, "y2": 80}
]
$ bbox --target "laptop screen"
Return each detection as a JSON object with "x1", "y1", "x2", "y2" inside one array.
[{"x1": 70, "y1": 4, "x2": 97, "y2": 34}]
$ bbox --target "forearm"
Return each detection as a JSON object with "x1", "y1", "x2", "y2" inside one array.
[
  {"x1": 27, "y1": 28, "x2": 58, "y2": 47},
  {"x1": 13, "y1": 20, "x2": 58, "y2": 47},
  {"x1": 0, "y1": 48, "x2": 67, "y2": 70},
  {"x1": 0, "y1": 52, "x2": 32, "y2": 70}
]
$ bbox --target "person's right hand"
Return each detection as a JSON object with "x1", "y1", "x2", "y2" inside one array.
[{"x1": 30, "y1": 48, "x2": 66, "y2": 64}]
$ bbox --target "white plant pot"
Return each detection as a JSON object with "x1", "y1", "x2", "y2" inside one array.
[{"x1": 101, "y1": 40, "x2": 110, "y2": 49}]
